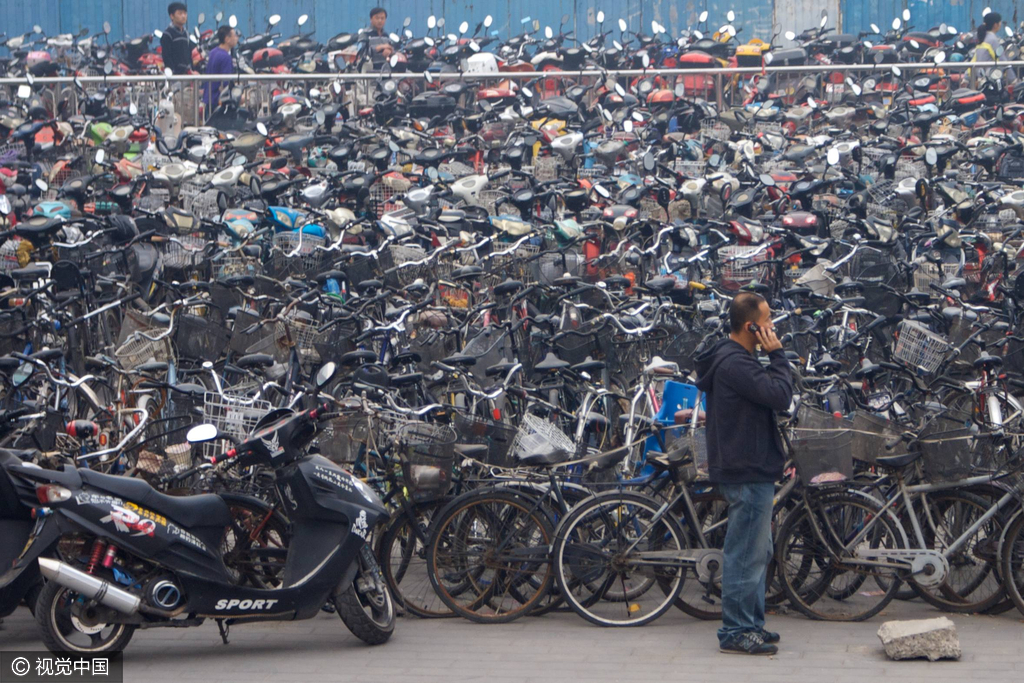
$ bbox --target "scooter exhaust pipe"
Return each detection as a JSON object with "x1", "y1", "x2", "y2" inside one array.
[{"x1": 38, "y1": 558, "x2": 141, "y2": 615}]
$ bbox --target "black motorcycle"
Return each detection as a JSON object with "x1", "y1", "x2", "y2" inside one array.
[{"x1": 3, "y1": 363, "x2": 396, "y2": 653}]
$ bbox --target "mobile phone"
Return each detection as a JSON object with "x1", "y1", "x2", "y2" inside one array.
[{"x1": 747, "y1": 322, "x2": 761, "y2": 334}]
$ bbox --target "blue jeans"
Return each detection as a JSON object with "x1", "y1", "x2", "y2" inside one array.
[{"x1": 717, "y1": 482, "x2": 774, "y2": 644}]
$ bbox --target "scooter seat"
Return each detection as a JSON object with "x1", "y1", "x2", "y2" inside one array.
[{"x1": 78, "y1": 469, "x2": 231, "y2": 529}]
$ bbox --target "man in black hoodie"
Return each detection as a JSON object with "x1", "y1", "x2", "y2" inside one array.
[{"x1": 695, "y1": 292, "x2": 793, "y2": 656}]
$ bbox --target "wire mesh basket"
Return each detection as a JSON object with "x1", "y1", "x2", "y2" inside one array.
[
  {"x1": 850, "y1": 411, "x2": 901, "y2": 464},
  {"x1": 865, "y1": 202, "x2": 898, "y2": 223},
  {"x1": 639, "y1": 197, "x2": 668, "y2": 222},
  {"x1": 534, "y1": 251, "x2": 586, "y2": 285},
  {"x1": 488, "y1": 241, "x2": 541, "y2": 284},
  {"x1": 791, "y1": 429, "x2": 854, "y2": 486},
  {"x1": 794, "y1": 261, "x2": 836, "y2": 297},
  {"x1": 893, "y1": 320, "x2": 950, "y2": 375},
  {"x1": 895, "y1": 158, "x2": 927, "y2": 181},
  {"x1": 534, "y1": 155, "x2": 564, "y2": 182},
  {"x1": 200, "y1": 390, "x2": 272, "y2": 460},
  {"x1": 175, "y1": 314, "x2": 231, "y2": 360},
  {"x1": 438, "y1": 160, "x2": 475, "y2": 178},
  {"x1": 719, "y1": 245, "x2": 768, "y2": 288},
  {"x1": 753, "y1": 121, "x2": 784, "y2": 136},
  {"x1": 453, "y1": 412, "x2": 518, "y2": 467},
  {"x1": 114, "y1": 331, "x2": 173, "y2": 370},
  {"x1": 672, "y1": 159, "x2": 706, "y2": 177},
  {"x1": 918, "y1": 416, "x2": 997, "y2": 482},
  {"x1": 387, "y1": 243, "x2": 431, "y2": 287},
  {"x1": 318, "y1": 413, "x2": 371, "y2": 464},
  {"x1": 163, "y1": 234, "x2": 206, "y2": 269},
  {"x1": 189, "y1": 189, "x2": 224, "y2": 220},
  {"x1": 0, "y1": 140, "x2": 26, "y2": 164},
  {"x1": 512, "y1": 413, "x2": 575, "y2": 461},
  {"x1": 397, "y1": 422, "x2": 457, "y2": 501},
  {"x1": 269, "y1": 231, "x2": 325, "y2": 278},
  {"x1": 215, "y1": 252, "x2": 263, "y2": 279},
  {"x1": 0, "y1": 240, "x2": 22, "y2": 273},
  {"x1": 555, "y1": 331, "x2": 600, "y2": 365},
  {"x1": 913, "y1": 260, "x2": 961, "y2": 292},
  {"x1": 699, "y1": 118, "x2": 731, "y2": 143},
  {"x1": 476, "y1": 189, "x2": 514, "y2": 216},
  {"x1": 178, "y1": 174, "x2": 212, "y2": 211}
]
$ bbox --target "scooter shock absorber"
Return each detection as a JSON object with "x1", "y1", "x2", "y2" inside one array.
[
  {"x1": 102, "y1": 544, "x2": 119, "y2": 569},
  {"x1": 86, "y1": 540, "x2": 107, "y2": 574}
]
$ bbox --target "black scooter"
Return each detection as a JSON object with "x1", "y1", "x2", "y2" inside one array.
[
  {"x1": 0, "y1": 418, "x2": 46, "y2": 621},
  {"x1": 3, "y1": 363, "x2": 396, "y2": 653}
]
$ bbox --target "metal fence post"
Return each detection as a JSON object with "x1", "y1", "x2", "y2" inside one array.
[{"x1": 715, "y1": 73, "x2": 724, "y2": 110}]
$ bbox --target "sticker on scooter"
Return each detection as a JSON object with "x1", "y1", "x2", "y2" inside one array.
[
  {"x1": 214, "y1": 598, "x2": 280, "y2": 611},
  {"x1": 101, "y1": 504, "x2": 157, "y2": 538},
  {"x1": 351, "y1": 510, "x2": 369, "y2": 539}
]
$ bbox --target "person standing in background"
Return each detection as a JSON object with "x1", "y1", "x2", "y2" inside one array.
[
  {"x1": 160, "y1": 2, "x2": 192, "y2": 74},
  {"x1": 367, "y1": 8, "x2": 393, "y2": 68},
  {"x1": 204, "y1": 26, "x2": 237, "y2": 113}
]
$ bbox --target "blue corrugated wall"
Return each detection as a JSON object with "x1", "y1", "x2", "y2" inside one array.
[{"x1": 3, "y1": 0, "x2": 1022, "y2": 52}]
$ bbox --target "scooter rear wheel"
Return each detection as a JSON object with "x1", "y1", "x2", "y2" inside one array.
[{"x1": 35, "y1": 579, "x2": 136, "y2": 654}]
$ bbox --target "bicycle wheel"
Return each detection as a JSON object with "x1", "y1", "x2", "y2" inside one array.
[
  {"x1": 427, "y1": 489, "x2": 554, "y2": 623},
  {"x1": 377, "y1": 499, "x2": 454, "y2": 618},
  {"x1": 553, "y1": 490, "x2": 687, "y2": 626},
  {"x1": 219, "y1": 494, "x2": 290, "y2": 589},
  {"x1": 776, "y1": 492, "x2": 904, "y2": 621},
  {"x1": 671, "y1": 490, "x2": 725, "y2": 620},
  {"x1": 908, "y1": 490, "x2": 1007, "y2": 613},
  {"x1": 999, "y1": 509, "x2": 1024, "y2": 618}
]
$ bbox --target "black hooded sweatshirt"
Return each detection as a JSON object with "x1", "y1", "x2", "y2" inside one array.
[{"x1": 695, "y1": 338, "x2": 793, "y2": 484}]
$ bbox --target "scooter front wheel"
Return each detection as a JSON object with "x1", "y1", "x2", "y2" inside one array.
[
  {"x1": 335, "y1": 575, "x2": 396, "y2": 645},
  {"x1": 35, "y1": 580, "x2": 136, "y2": 653}
]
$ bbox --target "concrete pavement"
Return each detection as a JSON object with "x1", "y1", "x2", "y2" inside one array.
[{"x1": 2, "y1": 598, "x2": 1022, "y2": 682}]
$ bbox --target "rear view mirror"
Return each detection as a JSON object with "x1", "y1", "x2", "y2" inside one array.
[
  {"x1": 95, "y1": 149, "x2": 106, "y2": 165},
  {"x1": 545, "y1": 26, "x2": 553, "y2": 39},
  {"x1": 316, "y1": 362, "x2": 337, "y2": 388},
  {"x1": 198, "y1": 13, "x2": 206, "y2": 25},
  {"x1": 785, "y1": 31, "x2": 796, "y2": 41},
  {"x1": 187, "y1": 424, "x2": 220, "y2": 444},
  {"x1": 250, "y1": 175, "x2": 262, "y2": 196},
  {"x1": 925, "y1": 147, "x2": 938, "y2": 165},
  {"x1": 103, "y1": 21, "x2": 112, "y2": 35},
  {"x1": 229, "y1": 15, "x2": 238, "y2": 29},
  {"x1": 870, "y1": 23, "x2": 880, "y2": 34},
  {"x1": 727, "y1": 11, "x2": 736, "y2": 22},
  {"x1": 257, "y1": 122, "x2": 269, "y2": 136},
  {"x1": 269, "y1": 15, "x2": 282, "y2": 27},
  {"x1": 902, "y1": 9, "x2": 911, "y2": 21},
  {"x1": 597, "y1": 11, "x2": 606, "y2": 24},
  {"x1": 892, "y1": 18, "x2": 901, "y2": 30},
  {"x1": 699, "y1": 10, "x2": 709, "y2": 22},
  {"x1": 760, "y1": 173, "x2": 776, "y2": 187},
  {"x1": 298, "y1": 14, "x2": 309, "y2": 27},
  {"x1": 619, "y1": 18, "x2": 628, "y2": 32},
  {"x1": 485, "y1": 15, "x2": 493, "y2": 28},
  {"x1": 827, "y1": 148, "x2": 840, "y2": 166},
  {"x1": 0, "y1": 196, "x2": 10, "y2": 216},
  {"x1": 216, "y1": 11, "x2": 224, "y2": 23},
  {"x1": 34, "y1": 179, "x2": 48, "y2": 193},
  {"x1": 643, "y1": 152, "x2": 655, "y2": 172},
  {"x1": 461, "y1": 21, "x2": 470, "y2": 35}
]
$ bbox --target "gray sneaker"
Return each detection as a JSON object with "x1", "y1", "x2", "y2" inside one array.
[{"x1": 719, "y1": 631, "x2": 779, "y2": 656}]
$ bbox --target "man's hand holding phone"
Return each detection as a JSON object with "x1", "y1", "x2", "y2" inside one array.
[{"x1": 754, "y1": 324, "x2": 783, "y2": 353}]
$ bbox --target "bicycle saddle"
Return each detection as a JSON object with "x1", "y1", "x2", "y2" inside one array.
[
  {"x1": 441, "y1": 354, "x2": 477, "y2": 367},
  {"x1": 485, "y1": 361, "x2": 518, "y2": 378},
  {"x1": 534, "y1": 352, "x2": 570, "y2": 372},
  {"x1": 492, "y1": 279, "x2": 524, "y2": 297},
  {"x1": 874, "y1": 451, "x2": 922, "y2": 470},
  {"x1": 518, "y1": 445, "x2": 571, "y2": 468},
  {"x1": 341, "y1": 350, "x2": 377, "y2": 366},
  {"x1": 571, "y1": 358, "x2": 606, "y2": 374},
  {"x1": 644, "y1": 276, "x2": 677, "y2": 294},
  {"x1": 236, "y1": 353, "x2": 276, "y2": 369}
]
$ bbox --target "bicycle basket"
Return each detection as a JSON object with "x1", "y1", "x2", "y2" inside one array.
[
  {"x1": 892, "y1": 321, "x2": 949, "y2": 375},
  {"x1": 850, "y1": 411, "x2": 901, "y2": 464},
  {"x1": 319, "y1": 413, "x2": 371, "y2": 464},
  {"x1": 512, "y1": 414, "x2": 575, "y2": 461},
  {"x1": 175, "y1": 314, "x2": 231, "y2": 360},
  {"x1": 397, "y1": 423, "x2": 457, "y2": 501},
  {"x1": 115, "y1": 331, "x2": 173, "y2": 370},
  {"x1": 719, "y1": 245, "x2": 768, "y2": 289},
  {"x1": 453, "y1": 412, "x2": 518, "y2": 467},
  {"x1": 790, "y1": 429, "x2": 853, "y2": 486}
]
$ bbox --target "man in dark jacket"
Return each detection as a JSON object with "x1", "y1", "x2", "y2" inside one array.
[
  {"x1": 160, "y1": 2, "x2": 192, "y2": 75},
  {"x1": 695, "y1": 291, "x2": 793, "y2": 656}
]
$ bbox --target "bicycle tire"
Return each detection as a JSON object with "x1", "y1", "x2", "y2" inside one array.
[
  {"x1": 998, "y1": 508, "x2": 1024, "y2": 618},
  {"x1": 376, "y1": 498, "x2": 454, "y2": 618},
  {"x1": 426, "y1": 488, "x2": 555, "y2": 623},
  {"x1": 552, "y1": 490, "x2": 687, "y2": 627},
  {"x1": 776, "y1": 491, "x2": 904, "y2": 621}
]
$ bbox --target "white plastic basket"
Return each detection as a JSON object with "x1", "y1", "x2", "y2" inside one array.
[
  {"x1": 893, "y1": 320, "x2": 949, "y2": 375},
  {"x1": 512, "y1": 414, "x2": 575, "y2": 460}
]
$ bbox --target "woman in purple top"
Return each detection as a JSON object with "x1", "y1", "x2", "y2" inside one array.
[{"x1": 204, "y1": 26, "x2": 237, "y2": 111}]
